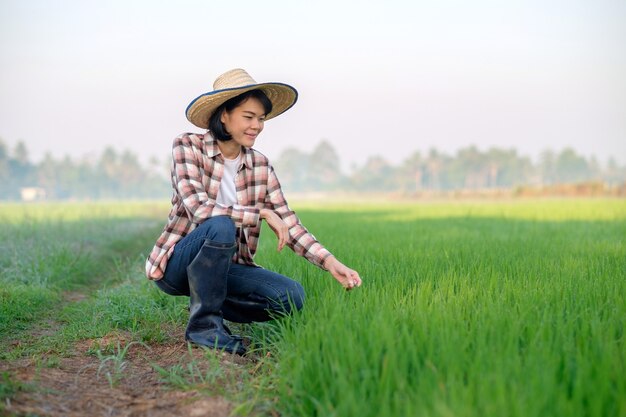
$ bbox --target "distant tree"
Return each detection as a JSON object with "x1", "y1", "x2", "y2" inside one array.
[
  {"x1": 98, "y1": 147, "x2": 118, "y2": 177},
  {"x1": 423, "y1": 148, "x2": 448, "y2": 190},
  {"x1": 38, "y1": 152, "x2": 58, "y2": 198},
  {"x1": 0, "y1": 138, "x2": 7, "y2": 160},
  {"x1": 555, "y1": 148, "x2": 590, "y2": 183},
  {"x1": 450, "y1": 146, "x2": 488, "y2": 189},
  {"x1": 604, "y1": 157, "x2": 626, "y2": 185},
  {"x1": 147, "y1": 155, "x2": 168, "y2": 180},
  {"x1": 539, "y1": 149, "x2": 557, "y2": 185},
  {"x1": 274, "y1": 147, "x2": 310, "y2": 192},
  {"x1": 9, "y1": 140, "x2": 36, "y2": 194},
  {"x1": 587, "y1": 156, "x2": 602, "y2": 180},
  {"x1": 308, "y1": 140, "x2": 342, "y2": 190},
  {"x1": 350, "y1": 155, "x2": 395, "y2": 191},
  {"x1": 96, "y1": 147, "x2": 120, "y2": 198},
  {"x1": 396, "y1": 151, "x2": 424, "y2": 192},
  {"x1": 0, "y1": 138, "x2": 10, "y2": 199},
  {"x1": 117, "y1": 150, "x2": 144, "y2": 197},
  {"x1": 142, "y1": 154, "x2": 172, "y2": 197},
  {"x1": 485, "y1": 148, "x2": 532, "y2": 187},
  {"x1": 13, "y1": 141, "x2": 29, "y2": 165},
  {"x1": 55, "y1": 155, "x2": 83, "y2": 199}
]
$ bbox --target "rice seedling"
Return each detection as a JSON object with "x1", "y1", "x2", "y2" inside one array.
[{"x1": 253, "y1": 199, "x2": 626, "y2": 417}]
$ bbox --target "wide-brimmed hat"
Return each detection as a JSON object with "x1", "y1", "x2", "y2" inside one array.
[{"x1": 185, "y1": 68, "x2": 298, "y2": 129}]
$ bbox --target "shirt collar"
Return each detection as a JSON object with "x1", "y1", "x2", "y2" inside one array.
[
  {"x1": 203, "y1": 132, "x2": 253, "y2": 169},
  {"x1": 241, "y1": 146, "x2": 253, "y2": 169}
]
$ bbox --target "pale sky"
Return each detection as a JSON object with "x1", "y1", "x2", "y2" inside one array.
[{"x1": 1, "y1": 0, "x2": 625, "y2": 171}]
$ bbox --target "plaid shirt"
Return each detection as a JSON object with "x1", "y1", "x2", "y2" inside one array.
[{"x1": 145, "y1": 132, "x2": 332, "y2": 280}]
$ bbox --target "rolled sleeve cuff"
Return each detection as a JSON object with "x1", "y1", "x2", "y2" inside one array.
[
  {"x1": 241, "y1": 207, "x2": 260, "y2": 227},
  {"x1": 313, "y1": 248, "x2": 334, "y2": 271}
]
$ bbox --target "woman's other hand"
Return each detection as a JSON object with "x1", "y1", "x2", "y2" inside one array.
[
  {"x1": 260, "y1": 209, "x2": 289, "y2": 251},
  {"x1": 324, "y1": 256, "x2": 362, "y2": 291}
]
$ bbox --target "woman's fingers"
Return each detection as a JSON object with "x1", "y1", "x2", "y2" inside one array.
[
  {"x1": 336, "y1": 267, "x2": 362, "y2": 291},
  {"x1": 324, "y1": 256, "x2": 362, "y2": 291},
  {"x1": 265, "y1": 210, "x2": 289, "y2": 251},
  {"x1": 277, "y1": 225, "x2": 288, "y2": 251},
  {"x1": 274, "y1": 219, "x2": 287, "y2": 251}
]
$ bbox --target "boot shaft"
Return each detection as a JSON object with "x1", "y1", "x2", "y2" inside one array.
[{"x1": 187, "y1": 239, "x2": 237, "y2": 317}]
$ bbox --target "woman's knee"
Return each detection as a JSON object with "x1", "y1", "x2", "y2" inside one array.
[
  {"x1": 285, "y1": 281, "x2": 306, "y2": 312},
  {"x1": 199, "y1": 216, "x2": 236, "y2": 244}
]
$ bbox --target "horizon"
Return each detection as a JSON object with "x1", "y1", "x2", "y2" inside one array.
[{"x1": 0, "y1": 136, "x2": 622, "y2": 173}]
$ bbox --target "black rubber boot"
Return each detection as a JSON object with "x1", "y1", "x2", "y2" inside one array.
[
  {"x1": 187, "y1": 301, "x2": 243, "y2": 341},
  {"x1": 222, "y1": 294, "x2": 274, "y2": 323},
  {"x1": 185, "y1": 239, "x2": 245, "y2": 355}
]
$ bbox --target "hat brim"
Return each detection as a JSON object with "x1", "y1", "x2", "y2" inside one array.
[{"x1": 185, "y1": 82, "x2": 298, "y2": 129}]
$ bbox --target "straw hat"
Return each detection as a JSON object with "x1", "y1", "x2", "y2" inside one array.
[{"x1": 185, "y1": 68, "x2": 298, "y2": 129}]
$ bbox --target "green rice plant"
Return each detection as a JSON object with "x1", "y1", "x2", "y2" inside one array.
[
  {"x1": 96, "y1": 341, "x2": 148, "y2": 388},
  {"x1": 251, "y1": 198, "x2": 626, "y2": 417},
  {"x1": 152, "y1": 344, "x2": 226, "y2": 391},
  {"x1": 152, "y1": 343, "x2": 256, "y2": 400}
]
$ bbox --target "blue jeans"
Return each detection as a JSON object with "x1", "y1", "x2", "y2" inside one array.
[{"x1": 154, "y1": 216, "x2": 305, "y2": 323}]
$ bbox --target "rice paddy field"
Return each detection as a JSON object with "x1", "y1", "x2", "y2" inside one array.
[{"x1": 1, "y1": 198, "x2": 625, "y2": 417}]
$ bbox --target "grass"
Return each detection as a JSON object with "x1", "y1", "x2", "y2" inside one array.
[
  {"x1": 0, "y1": 201, "x2": 170, "y2": 344},
  {"x1": 0, "y1": 198, "x2": 624, "y2": 416},
  {"x1": 96, "y1": 341, "x2": 149, "y2": 388},
  {"x1": 254, "y1": 199, "x2": 626, "y2": 417},
  {"x1": 153, "y1": 343, "x2": 229, "y2": 391}
]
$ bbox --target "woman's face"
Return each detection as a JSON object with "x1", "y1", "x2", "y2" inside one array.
[{"x1": 220, "y1": 97, "x2": 266, "y2": 148}]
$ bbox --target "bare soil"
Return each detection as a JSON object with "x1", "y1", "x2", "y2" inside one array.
[{"x1": 1, "y1": 330, "x2": 258, "y2": 417}]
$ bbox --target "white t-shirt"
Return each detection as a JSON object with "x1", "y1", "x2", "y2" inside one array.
[{"x1": 216, "y1": 153, "x2": 241, "y2": 207}]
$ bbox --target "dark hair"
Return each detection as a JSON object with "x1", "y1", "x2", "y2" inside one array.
[{"x1": 208, "y1": 89, "x2": 273, "y2": 141}]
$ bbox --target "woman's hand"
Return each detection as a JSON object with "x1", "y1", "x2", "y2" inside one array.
[
  {"x1": 324, "y1": 256, "x2": 362, "y2": 291},
  {"x1": 260, "y1": 209, "x2": 289, "y2": 251}
]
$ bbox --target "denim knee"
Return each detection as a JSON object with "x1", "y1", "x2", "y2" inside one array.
[
  {"x1": 286, "y1": 281, "x2": 306, "y2": 312},
  {"x1": 197, "y1": 216, "x2": 236, "y2": 244}
]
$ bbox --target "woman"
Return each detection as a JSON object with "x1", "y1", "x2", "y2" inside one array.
[{"x1": 146, "y1": 69, "x2": 361, "y2": 355}]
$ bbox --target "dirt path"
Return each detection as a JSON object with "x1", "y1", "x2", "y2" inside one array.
[
  {"x1": 1, "y1": 328, "x2": 256, "y2": 417},
  {"x1": 1, "y1": 224, "x2": 269, "y2": 417}
]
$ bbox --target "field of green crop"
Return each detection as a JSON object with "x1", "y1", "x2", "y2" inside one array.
[{"x1": 1, "y1": 198, "x2": 625, "y2": 417}]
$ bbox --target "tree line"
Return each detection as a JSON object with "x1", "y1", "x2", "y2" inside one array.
[
  {"x1": 1, "y1": 137, "x2": 624, "y2": 201},
  {"x1": 274, "y1": 141, "x2": 626, "y2": 193},
  {"x1": 0, "y1": 139, "x2": 169, "y2": 200}
]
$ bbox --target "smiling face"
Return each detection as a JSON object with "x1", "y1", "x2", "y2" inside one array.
[{"x1": 220, "y1": 97, "x2": 266, "y2": 149}]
